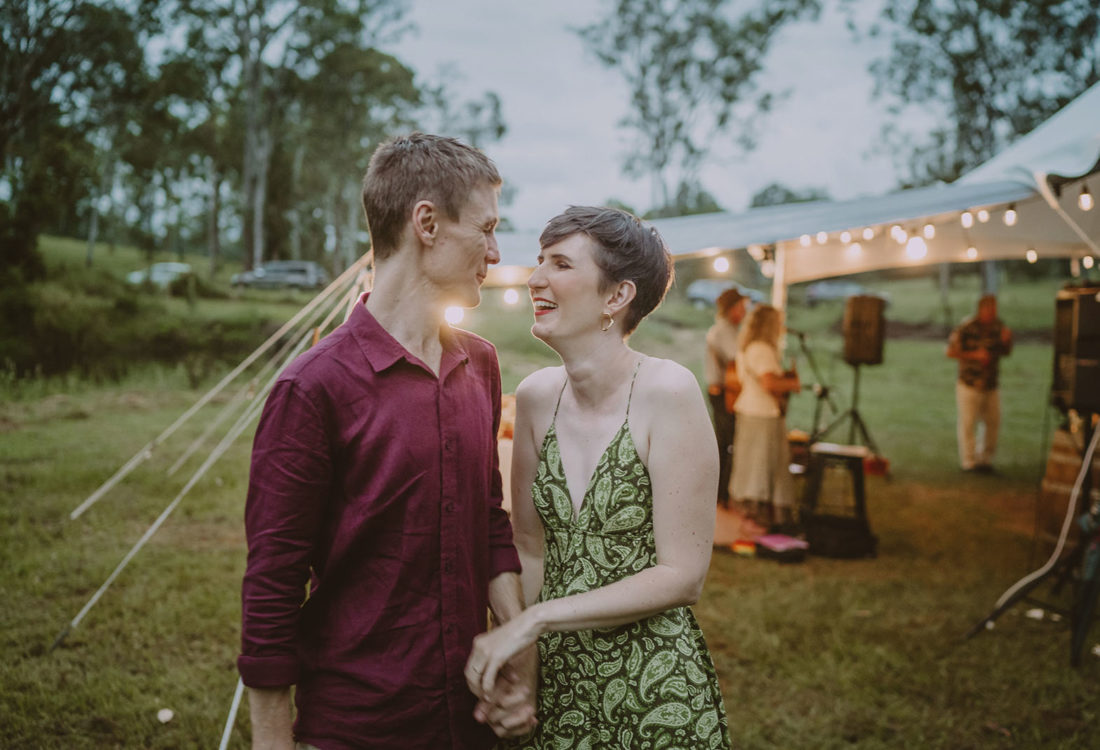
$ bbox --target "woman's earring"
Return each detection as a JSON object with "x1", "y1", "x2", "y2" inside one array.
[{"x1": 600, "y1": 312, "x2": 615, "y2": 332}]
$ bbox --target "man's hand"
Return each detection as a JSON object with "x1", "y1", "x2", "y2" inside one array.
[{"x1": 473, "y1": 647, "x2": 538, "y2": 739}]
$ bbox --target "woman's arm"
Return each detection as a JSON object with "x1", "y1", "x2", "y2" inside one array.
[
  {"x1": 509, "y1": 378, "x2": 546, "y2": 607},
  {"x1": 465, "y1": 362, "x2": 719, "y2": 697}
]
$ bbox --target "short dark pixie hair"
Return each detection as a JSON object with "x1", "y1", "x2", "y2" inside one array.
[
  {"x1": 539, "y1": 206, "x2": 674, "y2": 334},
  {"x1": 362, "y1": 133, "x2": 502, "y2": 261}
]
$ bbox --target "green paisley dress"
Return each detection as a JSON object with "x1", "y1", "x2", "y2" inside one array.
[{"x1": 503, "y1": 364, "x2": 732, "y2": 749}]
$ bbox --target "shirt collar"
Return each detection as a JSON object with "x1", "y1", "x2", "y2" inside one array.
[{"x1": 349, "y1": 293, "x2": 470, "y2": 375}]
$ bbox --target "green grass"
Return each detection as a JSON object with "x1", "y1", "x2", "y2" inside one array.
[{"x1": 2, "y1": 259, "x2": 1097, "y2": 747}]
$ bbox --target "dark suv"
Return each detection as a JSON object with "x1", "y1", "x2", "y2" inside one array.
[{"x1": 232, "y1": 261, "x2": 330, "y2": 290}]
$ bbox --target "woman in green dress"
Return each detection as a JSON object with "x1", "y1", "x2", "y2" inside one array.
[{"x1": 466, "y1": 206, "x2": 732, "y2": 749}]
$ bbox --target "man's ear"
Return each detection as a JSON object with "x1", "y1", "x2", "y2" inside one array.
[
  {"x1": 606, "y1": 279, "x2": 637, "y2": 317},
  {"x1": 411, "y1": 200, "x2": 437, "y2": 245}
]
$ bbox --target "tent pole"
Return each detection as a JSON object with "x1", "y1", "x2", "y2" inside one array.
[
  {"x1": 1034, "y1": 174, "x2": 1100, "y2": 256},
  {"x1": 772, "y1": 243, "x2": 788, "y2": 310}
]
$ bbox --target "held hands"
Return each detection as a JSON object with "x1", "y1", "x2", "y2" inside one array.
[
  {"x1": 466, "y1": 611, "x2": 541, "y2": 738},
  {"x1": 471, "y1": 646, "x2": 538, "y2": 738}
]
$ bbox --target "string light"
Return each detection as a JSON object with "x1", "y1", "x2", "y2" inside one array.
[
  {"x1": 977, "y1": 209, "x2": 990, "y2": 223},
  {"x1": 961, "y1": 211, "x2": 974, "y2": 228},
  {"x1": 966, "y1": 246, "x2": 978, "y2": 260},
  {"x1": 840, "y1": 231, "x2": 852, "y2": 243},
  {"x1": 747, "y1": 244, "x2": 765, "y2": 261},
  {"x1": 905, "y1": 236, "x2": 927, "y2": 260},
  {"x1": 444, "y1": 306, "x2": 465, "y2": 324},
  {"x1": 713, "y1": 257, "x2": 730, "y2": 273},
  {"x1": 816, "y1": 231, "x2": 828, "y2": 244},
  {"x1": 846, "y1": 242, "x2": 862, "y2": 259},
  {"x1": 800, "y1": 234, "x2": 812, "y2": 247},
  {"x1": 1004, "y1": 204, "x2": 1017, "y2": 226},
  {"x1": 1025, "y1": 248, "x2": 1038, "y2": 263},
  {"x1": 1080, "y1": 186, "x2": 1094, "y2": 211},
  {"x1": 502, "y1": 288, "x2": 520, "y2": 305},
  {"x1": 891, "y1": 225, "x2": 907, "y2": 244},
  {"x1": 1083, "y1": 256, "x2": 1095, "y2": 269},
  {"x1": 862, "y1": 227, "x2": 874, "y2": 240},
  {"x1": 923, "y1": 223, "x2": 936, "y2": 239}
]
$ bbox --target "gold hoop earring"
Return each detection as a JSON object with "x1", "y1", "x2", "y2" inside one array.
[{"x1": 600, "y1": 313, "x2": 615, "y2": 332}]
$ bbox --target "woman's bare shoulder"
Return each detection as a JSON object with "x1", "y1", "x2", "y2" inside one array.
[{"x1": 515, "y1": 366, "x2": 566, "y2": 407}]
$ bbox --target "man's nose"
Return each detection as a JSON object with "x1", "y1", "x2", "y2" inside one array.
[{"x1": 486, "y1": 234, "x2": 500, "y2": 265}]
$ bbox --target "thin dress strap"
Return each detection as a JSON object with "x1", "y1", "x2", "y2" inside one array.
[
  {"x1": 625, "y1": 357, "x2": 643, "y2": 418},
  {"x1": 551, "y1": 377, "x2": 568, "y2": 426}
]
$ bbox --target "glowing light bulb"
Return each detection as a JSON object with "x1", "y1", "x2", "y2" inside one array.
[
  {"x1": 747, "y1": 244, "x2": 765, "y2": 261},
  {"x1": 815, "y1": 231, "x2": 826, "y2": 244},
  {"x1": 502, "y1": 288, "x2": 520, "y2": 305},
  {"x1": 840, "y1": 231, "x2": 852, "y2": 243},
  {"x1": 1004, "y1": 205, "x2": 1017, "y2": 226},
  {"x1": 966, "y1": 246, "x2": 978, "y2": 260},
  {"x1": 905, "y1": 236, "x2": 927, "y2": 260},
  {"x1": 1080, "y1": 187, "x2": 1094, "y2": 211},
  {"x1": 799, "y1": 234, "x2": 811, "y2": 247},
  {"x1": 1026, "y1": 248, "x2": 1037, "y2": 263},
  {"x1": 713, "y1": 257, "x2": 730, "y2": 273},
  {"x1": 923, "y1": 223, "x2": 935, "y2": 239},
  {"x1": 846, "y1": 243, "x2": 862, "y2": 259},
  {"x1": 1082, "y1": 255, "x2": 1095, "y2": 269},
  {"x1": 961, "y1": 211, "x2": 973, "y2": 228},
  {"x1": 760, "y1": 260, "x2": 775, "y2": 278},
  {"x1": 977, "y1": 209, "x2": 990, "y2": 223},
  {"x1": 891, "y1": 225, "x2": 907, "y2": 244},
  {"x1": 862, "y1": 227, "x2": 874, "y2": 240},
  {"x1": 444, "y1": 306, "x2": 465, "y2": 325}
]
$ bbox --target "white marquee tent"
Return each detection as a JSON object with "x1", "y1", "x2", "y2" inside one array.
[{"x1": 491, "y1": 82, "x2": 1100, "y2": 308}]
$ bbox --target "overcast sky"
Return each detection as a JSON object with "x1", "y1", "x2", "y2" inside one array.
[{"x1": 392, "y1": 0, "x2": 913, "y2": 232}]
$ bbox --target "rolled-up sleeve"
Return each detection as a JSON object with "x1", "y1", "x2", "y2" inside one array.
[{"x1": 238, "y1": 379, "x2": 332, "y2": 688}]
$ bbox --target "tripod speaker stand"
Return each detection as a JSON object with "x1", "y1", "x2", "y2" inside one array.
[{"x1": 813, "y1": 295, "x2": 885, "y2": 455}]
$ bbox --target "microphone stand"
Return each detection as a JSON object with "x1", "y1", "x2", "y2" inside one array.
[{"x1": 788, "y1": 329, "x2": 838, "y2": 441}]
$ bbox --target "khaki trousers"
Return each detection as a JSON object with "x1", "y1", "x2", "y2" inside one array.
[{"x1": 956, "y1": 382, "x2": 1000, "y2": 469}]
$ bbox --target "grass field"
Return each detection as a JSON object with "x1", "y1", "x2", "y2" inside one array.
[{"x1": 2, "y1": 243, "x2": 1098, "y2": 748}]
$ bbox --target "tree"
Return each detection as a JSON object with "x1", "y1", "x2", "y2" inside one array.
[
  {"x1": 0, "y1": 0, "x2": 154, "y2": 279},
  {"x1": 576, "y1": 0, "x2": 820, "y2": 214},
  {"x1": 174, "y1": 0, "x2": 409, "y2": 269},
  {"x1": 749, "y1": 182, "x2": 830, "y2": 208},
  {"x1": 865, "y1": 0, "x2": 1100, "y2": 186}
]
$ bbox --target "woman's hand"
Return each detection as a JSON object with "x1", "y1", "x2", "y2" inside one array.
[{"x1": 465, "y1": 608, "x2": 542, "y2": 698}]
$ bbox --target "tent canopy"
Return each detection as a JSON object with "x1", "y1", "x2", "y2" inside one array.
[{"x1": 491, "y1": 82, "x2": 1100, "y2": 304}]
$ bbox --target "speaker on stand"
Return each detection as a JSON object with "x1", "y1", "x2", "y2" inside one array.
[{"x1": 815, "y1": 294, "x2": 885, "y2": 454}]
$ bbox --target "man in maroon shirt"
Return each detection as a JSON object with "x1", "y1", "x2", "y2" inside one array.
[{"x1": 239, "y1": 133, "x2": 535, "y2": 749}]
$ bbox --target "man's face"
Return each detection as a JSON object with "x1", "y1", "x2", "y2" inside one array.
[
  {"x1": 726, "y1": 299, "x2": 747, "y2": 325},
  {"x1": 978, "y1": 299, "x2": 997, "y2": 324},
  {"x1": 428, "y1": 184, "x2": 501, "y2": 308}
]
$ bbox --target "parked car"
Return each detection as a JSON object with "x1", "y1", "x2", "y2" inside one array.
[
  {"x1": 126, "y1": 262, "x2": 193, "y2": 288},
  {"x1": 684, "y1": 278, "x2": 766, "y2": 309},
  {"x1": 804, "y1": 280, "x2": 890, "y2": 307},
  {"x1": 231, "y1": 260, "x2": 330, "y2": 290}
]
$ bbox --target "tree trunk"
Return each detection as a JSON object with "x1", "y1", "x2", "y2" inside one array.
[
  {"x1": 938, "y1": 262, "x2": 953, "y2": 337},
  {"x1": 206, "y1": 157, "x2": 221, "y2": 278},
  {"x1": 980, "y1": 260, "x2": 998, "y2": 296}
]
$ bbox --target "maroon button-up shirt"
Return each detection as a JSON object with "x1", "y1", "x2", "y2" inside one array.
[{"x1": 238, "y1": 298, "x2": 520, "y2": 750}]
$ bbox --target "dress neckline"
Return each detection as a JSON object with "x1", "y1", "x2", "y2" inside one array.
[{"x1": 547, "y1": 357, "x2": 644, "y2": 522}]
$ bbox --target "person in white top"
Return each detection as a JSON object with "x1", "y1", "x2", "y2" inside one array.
[
  {"x1": 730, "y1": 304, "x2": 801, "y2": 532},
  {"x1": 703, "y1": 288, "x2": 748, "y2": 506}
]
